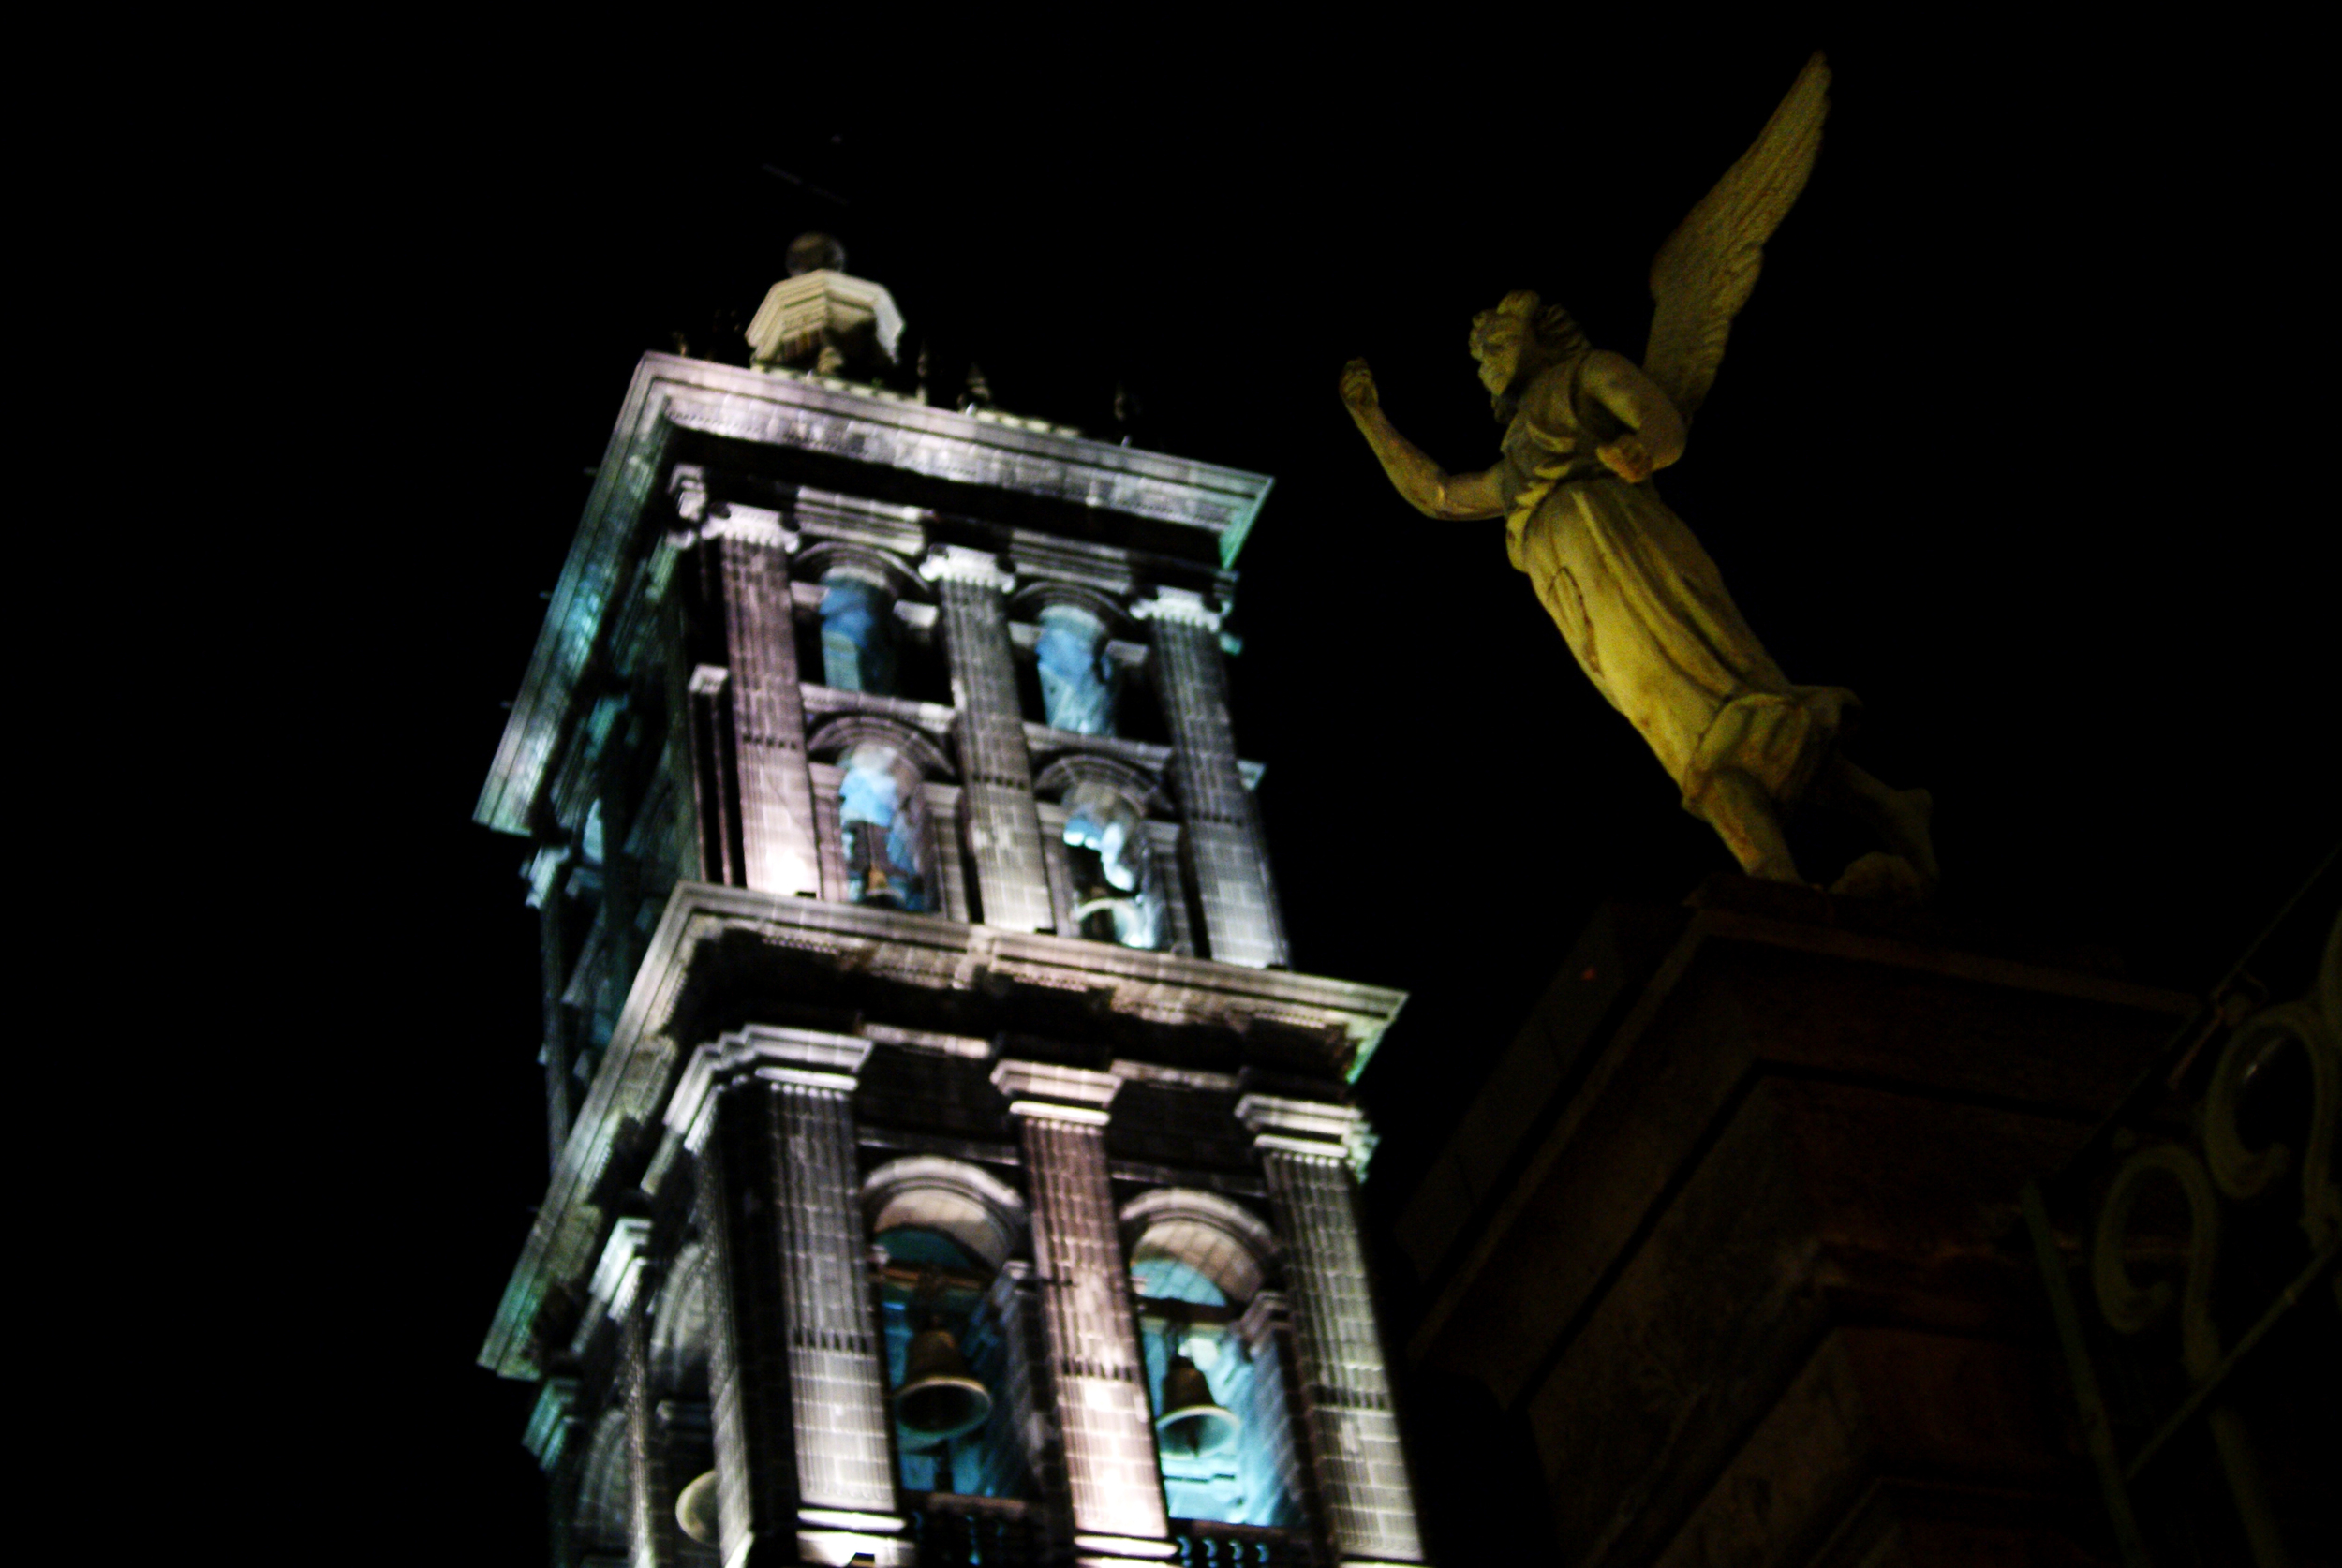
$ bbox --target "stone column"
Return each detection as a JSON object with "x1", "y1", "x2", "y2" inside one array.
[
  {"x1": 712, "y1": 509, "x2": 822, "y2": 896},
  {"x1": 924, "y1": 546, "x2": 1054, "y2": 933},
  {"x1": 993, "y1": 1060, "x2": 1173, "y2": 1568},
  {"x1": 596, "y1": 694, "x2": 643, "y2": 984},
  {"x1": 621, "y1": 1291, "x2": 674, "y2": 1568},
  {"x1": 673, "y1": 1028, "x2": 909, "y2": 1567},
  {"x1": 1238, "y1": 1096, "x2": 1427, "y2": 1567},
  {"x1": 533, "y1": 846, "x2": 575, "y2": 1173},
  {"x1": 1133, "y1": 587, "x2": 1287, "y2": 969}
]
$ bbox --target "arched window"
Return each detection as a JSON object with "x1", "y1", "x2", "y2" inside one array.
[
  {"x1": 1034, "y1": 602, "x2": 1118, "y2": 735},
  {"x1": 819, "y1": 570, "x2": 898, "y2": 695},
  {"x1": 1062, "y1": 781, "x2": 1162, "y2": 949},
  {"x1": 645, "y1": 1244, "x2": 720, "y2": 1562},
  {"x1": 572, "y1": 1404, "x2": 631, "y2": 1557},
  {"x1": 838, "y1": 742, "x2": 931, "y2": 911},
  {"x1": 863, "y1": 1159, "x2": 1031, "y2": 1501},
  {"x1": 648, "y1": 1241, "x2": 713, "y2": 1398},
  {"x1": 1122, "y1": 1191, "x2": 1298, "y2": 1529}
]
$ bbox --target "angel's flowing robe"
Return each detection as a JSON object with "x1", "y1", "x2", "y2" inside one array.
[{"x1": 1500, "y1": 353, "x2": 1853, "y2": 817}]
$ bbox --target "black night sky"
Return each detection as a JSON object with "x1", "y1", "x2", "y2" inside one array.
[{"x1": 280, "y1": 21, "x2": 2335, "y2": 1562}]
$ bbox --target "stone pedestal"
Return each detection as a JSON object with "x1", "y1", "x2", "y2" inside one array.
[{"x1": 1392, "y1": 878, "x2": 2193, "y2": 1568}]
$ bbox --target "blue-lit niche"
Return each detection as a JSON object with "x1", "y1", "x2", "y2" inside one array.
[
  {"x1": 837, "y1": 740, "x2": 933, "y2": 912},
  {"x1": 1122, "y1": 1191, "x2": 1301, "y2": 1529},
  {"x1": 1033, "y1": 602, "x2": 1119, "y2": 735},
  {"x1": 818, "y1": 569, "x2": 900, "y2": 696},
  {"x1": 863, "y1": 1158, "x2": 1031, "y2": 1501},
  {"x1": 1060, "y1": 781, "x2": 1164, "y2": 949}
]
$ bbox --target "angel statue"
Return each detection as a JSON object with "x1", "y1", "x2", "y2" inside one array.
[{"x1": 1339, "y1": 53, "x2": 1938, "y2": 899}]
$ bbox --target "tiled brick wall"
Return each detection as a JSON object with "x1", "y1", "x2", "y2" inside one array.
[
  {"x1": 1144, "y1": 612, "x2": 1286, "y2": 969},
  {"x1": 1262, "y1": 1149, "x2": 1425, "y2": 1564},
  {"x1": 766, "y1": 1079, "x2": 897, "y2": 1514},
  {"x1": 1017, "y1": 1112, "x2": 1171, "y2": 1545},
  {"x1": 718, "y1": 531, "x2": 822, "y2": 896},
  {"x1": 932, "y1": 562, "x2": 1054, "y2": 932},
  {"x1": 697, "y1": 1088, "x2": 798, "y2": 1558}
]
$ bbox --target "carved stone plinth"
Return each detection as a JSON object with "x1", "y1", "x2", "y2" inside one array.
[{"x1": 1391, "y1": 877, "x2": 2193, "y2": 1568}]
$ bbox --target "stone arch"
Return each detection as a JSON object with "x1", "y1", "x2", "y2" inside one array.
[
  {"x1": 647, "y1": 1241, "x2": 712, "y2": 1395},
  {"x1": 861, "y1": 1155, "x2": 1030, "y2": 1269},
  {"x1": 572, "y1": 1403, "x2": 630, "y2": 1552},
  {"x1": 795, "y1": 539, "x2": 927, "y2": 603},
  {"x1": 1032, "y1": 752, "x2": 1169, "y2": 819},
  {"x1": 806, "y1": 715, "x2": 955, "y2": 781},
  {"x1": 1120, "y1": 1188, "x2": 1279, "y2": 1306},
  {"x1": 1008, "y1": 580, "x2": 1138, "y2": 638}
]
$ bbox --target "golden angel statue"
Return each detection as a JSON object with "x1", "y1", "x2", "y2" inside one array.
[{"x1": 1340, "y1": 53, "x2": 1938, "y2": 898}]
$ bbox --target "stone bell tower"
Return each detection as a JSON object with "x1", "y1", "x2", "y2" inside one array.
[{"x1": 476, "y1": 239, "x2": 1431, "y2": 1568}]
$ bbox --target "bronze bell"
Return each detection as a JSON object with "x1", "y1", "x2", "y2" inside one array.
[
  {"x1": 894, "y1": 1324, "x2": 992, "y2": 1444},
  {"x1": 1155, "y1": 1355, "x2": 1240, "y2": 1459},
  {"x1": 674, "y1": 1468, "x2": 720, "y2": 1546}
]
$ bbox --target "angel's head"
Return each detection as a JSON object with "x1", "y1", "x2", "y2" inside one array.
[{"x1": 1471, "y1": 291, "x2": 1590, "y2": 417}]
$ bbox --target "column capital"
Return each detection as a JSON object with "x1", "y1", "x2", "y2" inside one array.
[
  {"x1": 992, "y1": 1058, "x2": 1121, "y2": 1123},
  {"x1": 703, "y1": 501, "x2": 797, "y2": 552},
  {"x1": 920, "y1": 543, "x2": 1015, "y2": 591},
  {"x1": 663, "y1": 1026, "x2": 875, "y2": 1153},
  {"x1": 569, "y1": 1217, "x2": 653, "y2": 1357},
  {"x1": 1237, "y1": 1093, "x2": 1376, "y2": 1175},
  {"x1": 1130, "y1": 584, "x2": 1224, "y2": 630}
]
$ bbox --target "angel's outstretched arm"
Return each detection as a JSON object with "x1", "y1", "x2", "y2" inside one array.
[{"x1": 1339, "y1": 360, "x2": 1505, "y2": 521}]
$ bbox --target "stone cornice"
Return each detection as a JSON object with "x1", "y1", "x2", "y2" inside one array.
[
  {"x1": 477, "y1": 353, "x2": 1273, "y2": 836},
  {"x1": 478, "y1": 880, "x2": 1406, "y2": 1381}
]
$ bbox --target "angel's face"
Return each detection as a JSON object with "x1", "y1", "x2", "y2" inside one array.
[{"x1": 1471, "y1": 312, "x2": 1524, "y2": 394}]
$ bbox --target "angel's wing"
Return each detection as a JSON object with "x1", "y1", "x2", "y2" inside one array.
[{"x1": 1641, "y1": 52, "x2": 1831, "y2": 423}]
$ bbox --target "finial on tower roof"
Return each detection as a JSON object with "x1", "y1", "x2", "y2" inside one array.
[
  {"x1": 748, "y1": 233, "x2": 902, "y2": 377},
  {"x1": 786, "y1": 231, "x2": 848, "y2": 277}
]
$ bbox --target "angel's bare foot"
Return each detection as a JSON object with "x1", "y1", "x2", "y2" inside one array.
[
  {"x1": 1878, "y1": 787, "x2": 1938, "y2": 887},
  {"x1": 1815, "y1": 759, "x2": 1939, "y2": 892},
  {"x1": 1696, "y1": 768, "x2": 1803, "y2": 884},
  {"x1": 1831, "y1": 851, "x2": 1926, "y2": 903}
]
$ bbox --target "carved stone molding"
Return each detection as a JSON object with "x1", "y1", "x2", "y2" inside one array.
[
  {"x1": 1130, "y1": 585, "x2": 1224, "y2": 631},
  {"x1": 920, "y1": 543, "x2": 1016, "y2": 593}
]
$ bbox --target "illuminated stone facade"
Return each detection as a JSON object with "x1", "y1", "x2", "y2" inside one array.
[{"x1": 477, "y1": 303, "x2": 1429, "y2": 1566}]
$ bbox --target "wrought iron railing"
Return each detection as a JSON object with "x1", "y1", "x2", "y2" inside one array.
[
  {"x1": 1170, "y1": 1519, "x2": 1316, "y2": 1567},
  {"x1": 2023, "y1": 845, "x2": 2337, "y2": 1567},
  {"x1": 908, "y1": 1491, "x2": 1045, "y2": 1567}
]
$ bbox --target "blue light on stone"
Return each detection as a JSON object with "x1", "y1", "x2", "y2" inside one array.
[
  {"x1": 821, "y1": 574, "x2": 897, "y2": 695},
  {"x1": 1063, "y1": 785, "x2": 1160, "y2": 948},
  {"x1": 1035, "y1": 603, "x2": 1116, "y2": 735},
  {"x1": 840, "y1": 745, "x2": 927, "y2": 911}
]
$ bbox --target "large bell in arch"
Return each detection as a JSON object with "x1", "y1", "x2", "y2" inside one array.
[
  {"x1": 674, "y1": 1469, "x2": 720, "y2": 1546},
  {"x1": 1154, "y1": 1355, "x2": 1240, "y2": 1459},
  {"x1": 894, "y1": 1324, "x2": 992, "y2": 1444}
]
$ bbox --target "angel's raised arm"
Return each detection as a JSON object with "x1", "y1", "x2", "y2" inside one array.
[{"x1": 1339, "y1": 359, "x2": 1506, "y2": 522}]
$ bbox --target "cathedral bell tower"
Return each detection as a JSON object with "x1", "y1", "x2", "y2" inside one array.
[{"x1": 476, "y1": 238, "x2": 1431, "y2": 1568}]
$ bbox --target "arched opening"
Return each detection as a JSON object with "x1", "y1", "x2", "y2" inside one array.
[
  {"x1": 645, "y1": 1244, "x2": 720, "y2": 1562},
  {"x1": 1035, "y1": 601, "x2": 1119, "y2": 735},
  {"x1": 864, "y1": 1159, "x2": 1031, "y2": 1501},
  {"x1": 1062, "y1": 781, "x2": 1162, "y2": 949},
  {"x1": 819, "y1": 570, "x2": 899, "y2": 695},
  {"x1": 572, "y1": 1404, "x2": 631, "y2": 1558},
  {"x1": 838, "y1": 742, "x2": 933, "y2": 911},
  {"x1": 1122, "y1": 1191, "x2": 1298, "y2": 1528}
]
